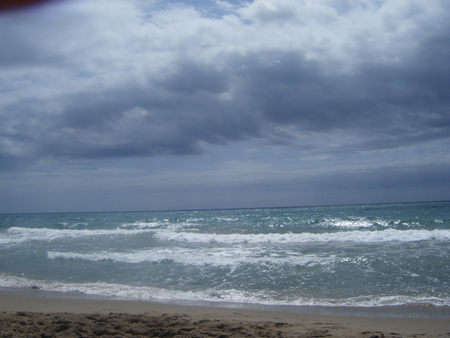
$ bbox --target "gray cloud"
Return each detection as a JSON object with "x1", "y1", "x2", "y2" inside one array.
[
  {"x1": 160, "y1": 62, "x2": 230, "y2": 94},
  {"x1": 0, "y1": 0, "x2": 449, "y2": 211}
]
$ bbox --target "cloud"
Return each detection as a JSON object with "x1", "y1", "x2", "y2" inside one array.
[{"x1": 0, "y1": 0, "x2": 449, "y2": 211}]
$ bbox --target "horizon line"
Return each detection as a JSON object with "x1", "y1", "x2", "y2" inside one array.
[{"x1": 1, "y1": 199, "x2": 449, "y2": 216}]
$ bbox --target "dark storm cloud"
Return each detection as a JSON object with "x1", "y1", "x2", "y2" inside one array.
[
  {"x1": 1, "y1": 0, "x2": 450, "y2": 170},
  {"x1": 160, "y1": 62, "x2": 229, "y2": 94},
  {"x1": 235, "y1": 43, "x2": 450, "y2": 140},
  {"x1": 17, "y1": 73, "x2": 258, "y2": 161}
]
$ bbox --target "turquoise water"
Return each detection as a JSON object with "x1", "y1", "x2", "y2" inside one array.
[{"x1": 1, "y1": 202, "x2": 449, "y2": 312}]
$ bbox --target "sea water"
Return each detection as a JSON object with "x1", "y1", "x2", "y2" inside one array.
[{"x1": 1, "y1": 202, "x2": 449, "y2": 316}]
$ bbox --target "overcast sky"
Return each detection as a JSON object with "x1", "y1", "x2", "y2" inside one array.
[{"x1": 1, "y1": 0, "x2": 449, "y2": 213}]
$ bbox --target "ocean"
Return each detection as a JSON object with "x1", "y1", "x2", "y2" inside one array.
[{"x1": 1, "y1": 202, "x2": 449, "y2": 317}]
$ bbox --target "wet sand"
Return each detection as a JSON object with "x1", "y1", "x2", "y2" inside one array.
[{"x1": 0, "y1": 292, "x2": 449, "y2": 337}]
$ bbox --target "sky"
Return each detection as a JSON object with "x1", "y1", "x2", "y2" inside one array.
[{"x1": 1, "y1": 0, "x2": 449, "y2": 213}]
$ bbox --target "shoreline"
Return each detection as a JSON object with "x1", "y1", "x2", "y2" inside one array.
[
  {"x1": 2, "y1": 287, "x2": 450, "y2": 319},
  {"x1": 1, "y1": 291, "x2": 450, "y2": 337}
]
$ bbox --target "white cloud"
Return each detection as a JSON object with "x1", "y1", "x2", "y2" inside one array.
[{"x1": 0, "y1": 0, "x2": 449, "y2": 211}]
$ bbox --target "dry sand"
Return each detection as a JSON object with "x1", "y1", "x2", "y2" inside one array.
[{"x1": 0, "y1": 292, "x2": 449, "y2": 337}]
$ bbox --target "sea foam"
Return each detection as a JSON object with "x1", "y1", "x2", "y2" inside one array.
[
  {"x1": 1, "y1": 273, "x2": 448, "y2": 308},
  {"x1": 1, "y1": 227, "x2": 155, "y2": 246},
  {"x1": 153, "y1": 228, "x2": 450, "y2": 244},
  {"x1": 47, "y1": 248, "x2": 335, "y2": 267}
]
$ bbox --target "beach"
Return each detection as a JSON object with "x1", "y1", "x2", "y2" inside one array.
[{"x1": 1, "y1": 292, "x2": 449, "y2": 337}]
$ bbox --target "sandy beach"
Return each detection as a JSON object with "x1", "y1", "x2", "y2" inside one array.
[{"x1": 0, "y1": 292, "x2": 449, "y2": 337}]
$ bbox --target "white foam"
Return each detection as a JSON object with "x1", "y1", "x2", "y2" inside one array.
[
  {"x1": 320, "y1": 218, "x2": 390, "y2": 228},
  {"x1": 0, "y1": 274, "x2": 448, "y2": 307},
  {"x1": 120, "y1": 222, "x2": 162, "y2": 229},
  {"x1": 120, "y1": 221, "x2": 199, "y2": 231},
  {"x1": 215, "y1": 217, "x2": 239, "y2": 222},
  {"x1": 153, "y1": 229, "x2": 450, "y2": 244},
  {"x1": 0, "y1": 227, "x2": 156, "y2": 246},
  {"x1": 3, "y1": 227, "x2": 449, "y2": 247},
  {"x1": 47, "y1": 248, "x2": 334, "y2": 268},
  {"x1": 60, "y1": 222, "x2": 88, "y2": 229},
  {"x1": 322, "y1": 218, "x2": 373, "y2": 228}
]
